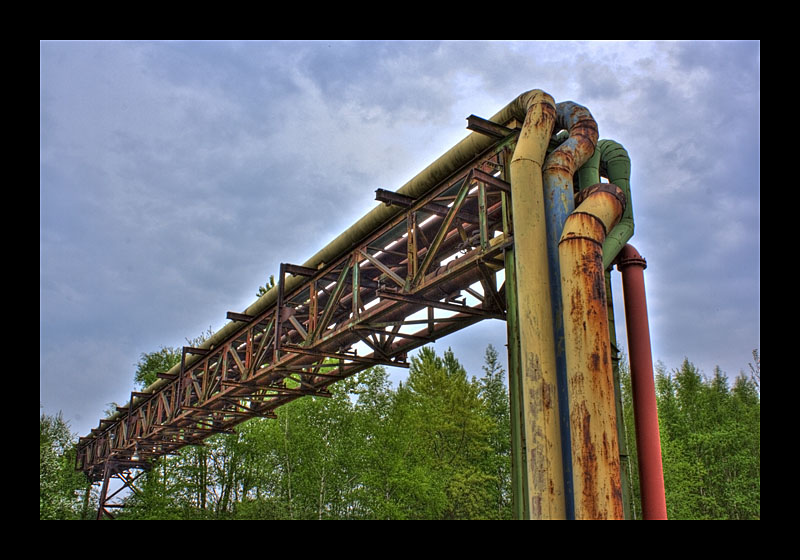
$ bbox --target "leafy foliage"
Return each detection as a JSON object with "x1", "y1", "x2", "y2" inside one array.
[
  {"x1": 134, "y1": 346, "x2": 181, "y2": 390},
  {"x1": 620, "y1": 356, "x2": 760, "y2": 520},
  {"x1": 40, "y1": 410, "x2": 90, "y2": 519},
  {"x1": 109, "y1": 345, "x2": 511, "y2": 520},
  {"x1": 41, "y1": 344, "x2": 759, "y2": 520},
  {"x1": 134, "y1": 328, "x2": 215, "y2": 390}
]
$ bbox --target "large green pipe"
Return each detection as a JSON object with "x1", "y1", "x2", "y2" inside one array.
[
  {"x1": 576, "y1": 139, "x2": 634, "y2": 269},
  {"x1": 87, "y1": 91, "x2": 551, "y2": 430}
]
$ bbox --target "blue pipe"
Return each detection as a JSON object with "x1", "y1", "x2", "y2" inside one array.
[{"x1": 542, "y1": 101, "x2": 599, "y2": 520}]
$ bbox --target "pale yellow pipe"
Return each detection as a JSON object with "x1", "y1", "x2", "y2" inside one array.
[
  {"x1": 89, "y1": 92, "x2": 539, "y2": 428},
  {"x1": 87, "y1": 90, "x2": 559, "y2": 436},
  {"x1": 509, "y1": 89, "x2": 566, "y2": 519},
  {"x1": 558, "y1": 183, "x2": 626, "y2": 520}
]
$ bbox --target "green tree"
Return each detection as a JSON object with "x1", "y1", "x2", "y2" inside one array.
[
  {"x1": 134, "y1": 346, "x2": 181, "y2": 390},
  {"x1": 394, "y1": 346, "x2": 495, "y2": 519},
  {"x1": 228, "y1": 366, "x2": 388, "y2": 520},
  {"x1": 40, "y1": 410, "x2": 87, "y2": 519},
  {"x1": 109, "y1": 345, "x2": 516, "y2": 519},
  {"x1": 118, "y1": 328, "x2": 221, "y2": 519},
  {"x1": 477, "y1": 344, "x2": 512, "y2": 519},
  {"x1": 256, "y1": 275, "x2": 276, "y2": 298},
  {"x1": 134, "y1": 328, "x2": 215, "y2": 389},
  {"x1": 748, "y1": 349, "x2": 760, "y2": 392},
  {"x1": 651, "y1": 358, "x2": 760, "y2": 520},
  {"x1": 117, "y1": 455, "x2": 186, "y2": 520}
]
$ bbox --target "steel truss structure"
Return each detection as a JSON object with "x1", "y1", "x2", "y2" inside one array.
[
  {"x1": 94, "y1": 459, "x2": 152, "y2": 520},
  {"x1": 76, "y1": 115, "x2": 520, "y2": 485}
]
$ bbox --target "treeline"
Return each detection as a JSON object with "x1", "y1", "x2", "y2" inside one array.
[
  {"x1": 40, "y1": 347, "x2": 760, "y2": 520},
  {"x1": 623, "y1": 355, "x2": 760, "y2": 520}
]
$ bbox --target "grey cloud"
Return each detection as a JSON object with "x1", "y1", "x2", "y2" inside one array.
[{"x1": 41, "y1": 41, "x2": 760, "y2": 437}]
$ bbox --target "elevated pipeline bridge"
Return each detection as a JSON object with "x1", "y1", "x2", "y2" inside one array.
[{"x1": 76, "y1": 90, "x2": 666, "y2": 520}]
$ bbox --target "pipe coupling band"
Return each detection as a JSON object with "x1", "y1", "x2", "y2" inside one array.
[
  {"x1": 616, "y1": 253, "x2": 647, "y2": 270},
  {"x1": 575, "y1": 182, "x2": 626, "y2": 210}
]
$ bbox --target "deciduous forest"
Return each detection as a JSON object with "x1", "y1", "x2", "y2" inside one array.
[{"x1": 40, "y1": 345, "x2": 760, "y2": 520}]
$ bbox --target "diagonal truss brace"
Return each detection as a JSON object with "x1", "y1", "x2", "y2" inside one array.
[{"x1": 76, "y1": 113, "x2": 521, "y2": 486}]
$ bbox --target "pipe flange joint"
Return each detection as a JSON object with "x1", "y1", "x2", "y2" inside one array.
[
  {"x1": 616, "y1": 250, "x2": 647, "y2": 270},
  {"x1": 575, "y1": 182, "x2": 626, "y2": 210}
]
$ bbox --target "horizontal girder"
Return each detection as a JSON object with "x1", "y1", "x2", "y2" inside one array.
[{"x1": 76, "y1": 122, "x2": 518, "y2": 481}]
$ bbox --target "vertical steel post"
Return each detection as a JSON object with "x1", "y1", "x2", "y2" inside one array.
[
  {"x1": 501, "y1": 147, "x2": 528, "y2": 520},
  {"x1": 616, "y1": 244, "x2": 667, "y2": 520},
  {"x1": 605, "y1": 270, "x2": 634, "y2": 520},
  {"x1": 406, "y1": 211, "x2": 418, "y2": 291},
  {"x1": 96, "y1": 461, "x2": 113, "y2": 520},
  {"x1": 504, "y1": 244, "x2": 528, "y2": 520}
]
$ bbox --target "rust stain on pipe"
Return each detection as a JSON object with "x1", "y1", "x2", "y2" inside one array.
[
  {"x1": 616, "y1": 244, "x2": 667, "y2": 520},
  {"x1": 509, "y1": 90, "x2": 569, "y2": 519},
  {"x1": 558, "y1": 183, "x2": 626, "y2": 520}
]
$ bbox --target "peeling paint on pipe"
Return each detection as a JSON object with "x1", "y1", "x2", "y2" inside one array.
[
  {"x1": 616, "y1": 244, "x2": 667, "y2": 520},
  {"x1": 558, "y1": 183, "x2": 626, "y2": 520},
  {"x1": 509, "y1": 89, "x2": 566, "y2": 520},
  {"x1": 542, "y1": 101, "x2": 600, "y2": 519}
]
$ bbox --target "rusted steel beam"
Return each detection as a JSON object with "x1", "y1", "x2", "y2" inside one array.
[
  {"x1": 281, "y1": 344, "x2": 408, "y2": 368},
  {"x1": 473, "y1": 168, "x2": 510, "y2": 193},
  {"x1": 221, "y1": 379, "x2": 332, "y2": 398},
  {"x1": 226, "y1": 311, "x2": 254, "y2": 322},
  {"x1": 414, "y1": 176, "x2": 473, "y2": 286},
  {"x1": 375, "y1": 188, "x2": 479, "y2": 223},
  {"x1": 377, "y1": 289, "x2": 504, "y2": 319},
  {"x1": 466, "y1": 114, "x2": 516, "y2": 139},
  {"x1": 353, "y1": 324, "x2": 431, "y2": 343},
  {"x1": 77, "y1": 135, "x2": 516, "y2": 481},
  {"x1": 359, "y1": 249, "x2": 405, "y2": 288},
  {"x1": 282, "y1": 263, "x2": 319, "y2": 277},
  {"x1": 271, "y1": 367, "x2": 344, "y2": 380},
  {"x1": 310, "y1": 262, "x2": 351, "y2": 343}
]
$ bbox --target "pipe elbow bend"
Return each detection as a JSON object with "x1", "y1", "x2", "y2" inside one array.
[
  {"x1": 560, "y1": 183, "x2": 626, "y2": 246},
  {"x1": 518, "y1": 89, "x2": 555, "y2": 113},
  {"x1": 556, "y1": 102, "x2": 599, "y2": 155},
  {"x1": 597, "y1": 140, "x2": 631, "y2": 186}
]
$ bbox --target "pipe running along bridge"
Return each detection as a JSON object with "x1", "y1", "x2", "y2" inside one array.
[{"x1": 76, "y1": 89, "x2": 666, "y2": 520}]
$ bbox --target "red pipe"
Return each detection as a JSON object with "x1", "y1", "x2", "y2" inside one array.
[{"x1": 616, "y1": 244, "x2": 667, "y2": 520}]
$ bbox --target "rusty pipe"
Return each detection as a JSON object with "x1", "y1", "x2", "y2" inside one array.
[
  {"x1": 544, "y1": 102, "x2": 600, "y2": 256},
  {"x1": 558, "y1": 183, "x2": 626, "y2": 520},
  {"x1": 616, "y1": 244, "x2": 667, "y2": 520},
  {"x1": 509, "y1": 89, "x2": 566, "y2": 519},
  {"x1": 542, "y1": 101, "x2": 600, "y2": 518}
]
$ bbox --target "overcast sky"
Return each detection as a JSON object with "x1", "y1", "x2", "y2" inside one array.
[{"x1": 40, "y1": 40, "x2": 760, "y2": 438}]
